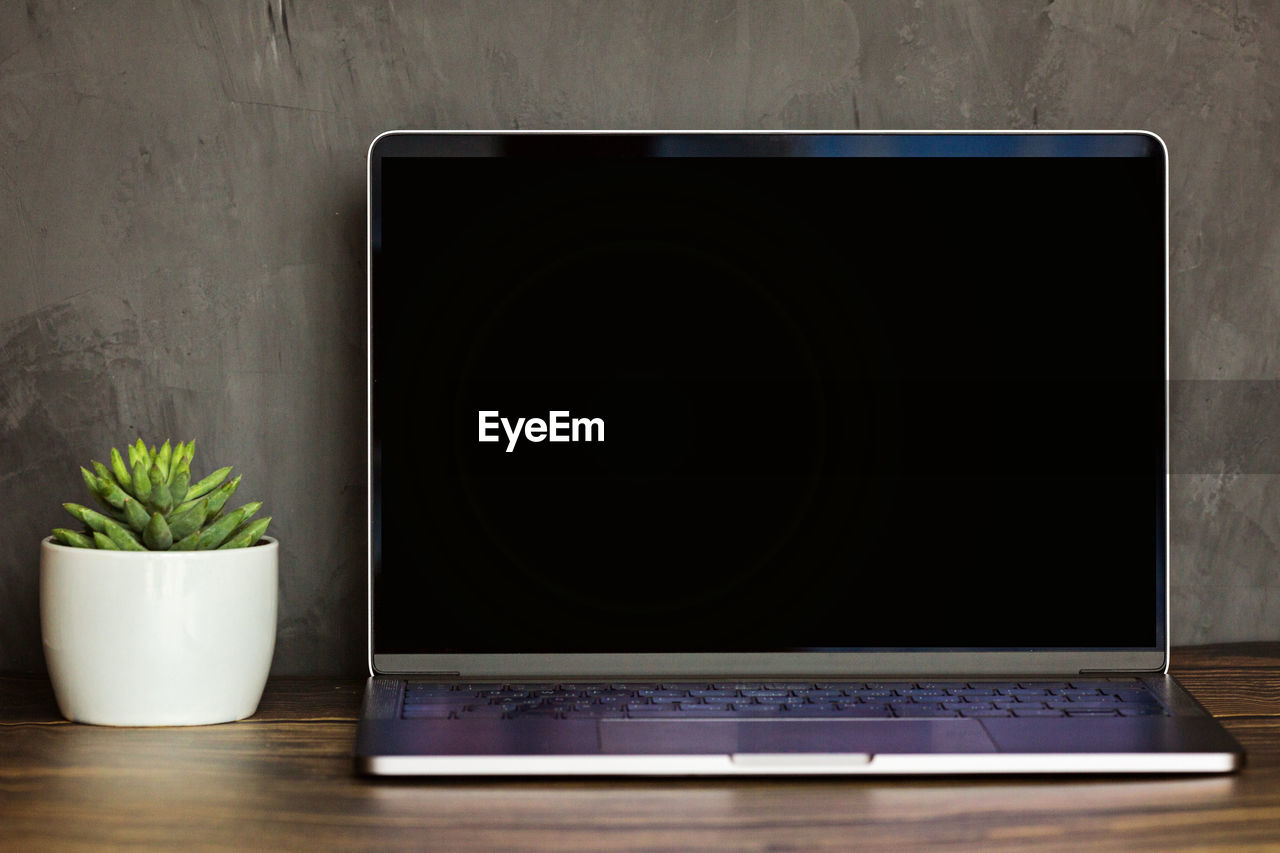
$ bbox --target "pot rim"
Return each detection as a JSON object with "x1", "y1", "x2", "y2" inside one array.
[{"x1": 41, "y1": 535, "x2": 278, "y2": 557}]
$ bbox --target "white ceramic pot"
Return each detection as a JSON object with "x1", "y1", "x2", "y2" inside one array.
[{"x1": 40, "y1": 536, "x2": 278, "y2": 726}]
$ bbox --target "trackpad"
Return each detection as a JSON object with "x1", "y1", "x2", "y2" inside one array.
[{"x1": 598, "y1": 720, "x2": 997, "y2": 754}]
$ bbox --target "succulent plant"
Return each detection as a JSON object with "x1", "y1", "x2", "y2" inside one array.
[{"x1": 50, "y1": 439, "x2": 271, "y2": 551}]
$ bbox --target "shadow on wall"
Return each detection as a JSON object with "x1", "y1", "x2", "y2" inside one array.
[{"x1": 270, "y1": 181, "x2": 370, "y2": 677}]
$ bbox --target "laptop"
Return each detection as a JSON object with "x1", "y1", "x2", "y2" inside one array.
[{"x1": 356, "y1": 130, "x2": 1244, "y2": 775}]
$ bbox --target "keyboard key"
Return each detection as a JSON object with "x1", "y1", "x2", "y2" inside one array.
[
  {"x1": 660, "y1": 683, "x2": 705, "y2": 691},
  {"x1": 688, "y1": 689, "x2": 736, "y2": 697},
  {"x1": 943, "y1": 702, "x2": 986, "y2": 711},
  {"x1": 1066, "y1": 710, "x2": 1120, "y2": 717},
  {"x1": 712, "y1": 683, "x2": 763, "y2": 690},
  {"x1": 815, "y1": 683, "x2": 866, "y2": 691},
  {"x1": 1047, "y1": 701, "x2": 1121, "y2": 711},
  {"x1": 625, "y1": 707, "x2": 688, "y2": 717},
  {"x1": 837, "y1": 701, "x2": 891, "y2": 713},
  {"x1": 866, "y1": 682, "x2": 915, "y2": 690},
  {"x1": 1118, "y1": 707, "x2": 1165, "y2": 716},
  {"x1": 915, "y1": 682, "x2": 968, "y2": 690},
  {"x1": 404, "y1": 683, "x2": 456, "y2": 694},
  {"x1": 741, "y1": 690, "x2": 790, "y2": 698},
  {"x1": 794, "y1": 689, "x2": 843, "y2": 699},
  {"x1": 765, "y1": 683, "x2": 815, "y2": 690},
  {"x1": 701, "y1": 696, "x2": 737, "y2": 705},
  {"x1": 959, "y1": 709, "x2": 1013, "y2": 717},
  {"x1": 834, "y1": 705, "x2": 896, "y2": 718},
  {"x1": 402, "y1": 708, "x2": 453, "y2": 719},
  {"x1": 785, "y1": 706, "x2": 850, "y2": 717},
  {"x1": 1012, "y1": 709, "x2": 1066, "y2": 717},
  {"x1": 647, "y1": 696, "x2": 683, "y2": 704},
  {"x1": 736, "y1": 703, "x2": 782, "y2": 713},
  {"x1": 458, "y1": 706, "x2": 508, "y2": 717},
  {"x1": 637, "y1": 690, "x2": 684, "y2": 697},
  {"x1": 948, "y1": 688, "x2": 995, "y2": 697},
  {"x1": 894, "y1": 706, "x2": 960, "y2": 717}
]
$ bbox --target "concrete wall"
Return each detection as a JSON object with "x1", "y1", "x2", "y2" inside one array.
[{"x1": 1, "y1": 1, "x2": 1277, "y2": 674}]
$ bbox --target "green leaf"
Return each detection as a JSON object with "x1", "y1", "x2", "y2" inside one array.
[
  {"x1": 166, "y1": 441, "x2": 185, "y2": 487},
  {"x1": 91, "y1": 460, "x2": 113, "y2": 486},
  {"x1": 217, "y1": 517, "x2": 271, "y2": 549},
  {"x1": 102, "y1": 518, "x2": 147, "y2": 551},
  {"x1": 143, "y1": 512, "x2": 173, "y2": 550},
  {"x1": 110, "y1": 447, "x2": 132, "y2": 491},
  {"x1": 148, "y1": 463, "x2": 172, "y2": 514},
  {"x1": 92, "y1": 472, "x2": 130, "y2": 509},
  {"x1": 132, "y1": 461, "x2": 152, "y2": 502},
  {"x1": 170, "y1": 530, "x2": 201, "y2": 551},
  {"x1": 205, "y1": 474, "x2": 242, "y2": 521},
  {"x1": 121, "y1": 497, "x2": 150, "y2": 533},
  {"x1": 52, "y1": 528, "x2": 95, "y2": 548},
  {"x1": 167, "y1": 497, "x2": 209, "y2": 540},
  {"x1": 93, "y1": 531, "x2": 119, "y2": 550},
  {"x1": 156, "y1": 439, "x2": 172, "y2": 481},
  {"x1": 63, "y1": 502, "x2": 111, "y2": 534},
  {"x1": 195, "y1": 503, "x2": 252, "y2": 550},
  {"x1": 170, "y1": 469, "x2": 190, "y2": 505},
  {"x1": 184, "y1": 467, "x2": 231, "y2": 503}
]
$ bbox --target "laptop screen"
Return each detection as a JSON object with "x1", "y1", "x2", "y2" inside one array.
[{"x1": 370, "y1": 133, "x2": 1166, "y2": 657}]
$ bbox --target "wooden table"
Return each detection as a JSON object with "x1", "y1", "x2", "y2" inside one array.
[{"x1": 3, "y1": 644, "x2": 1279, "y2": 850}]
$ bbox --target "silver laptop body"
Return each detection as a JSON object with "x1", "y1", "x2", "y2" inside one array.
[{"x1": 356, "y1": 130, "x2": 1243, "y2": 775}]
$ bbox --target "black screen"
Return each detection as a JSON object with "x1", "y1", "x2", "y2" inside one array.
[{"x1": 372, "y1": 133, "x2": 1166, "y2": 654}]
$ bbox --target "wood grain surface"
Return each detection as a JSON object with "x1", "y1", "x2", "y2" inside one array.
[{"x1": 2, "y1": 644, "x2": 1278, "y2": 851}]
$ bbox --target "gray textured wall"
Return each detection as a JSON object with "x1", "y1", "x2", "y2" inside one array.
[{"x1": 1, "y1": 1, "x2": 1278, "y2": 675}]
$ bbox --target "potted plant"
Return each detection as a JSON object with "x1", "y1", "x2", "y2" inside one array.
[{"x1": 40, "y1": 439, "x2": 277, "y2": 726}]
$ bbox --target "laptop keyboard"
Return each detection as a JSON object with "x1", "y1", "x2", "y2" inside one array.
[{"x1": 400, "y1": 679, "x2": 1170, "y2": 720}]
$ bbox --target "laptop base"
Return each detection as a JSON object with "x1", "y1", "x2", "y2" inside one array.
[{"x1": 355, "y1": 676, "x2": 1243, "y2": 776}]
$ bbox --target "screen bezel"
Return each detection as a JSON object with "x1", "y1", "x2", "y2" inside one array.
[{"x1": 367, "y1": 130, "x2": 1169, "y2": 677}]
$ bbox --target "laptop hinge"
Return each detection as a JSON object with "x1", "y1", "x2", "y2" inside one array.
[
  {"x1": 398, "y1": 671, "x2": 460, "y2": 678},
  {"x1": 1078, "y1": 667, "x2": 1162, "y2": 675},
  {"x1": 375, "y1": 670, "x2": 461, "y2": 678}
]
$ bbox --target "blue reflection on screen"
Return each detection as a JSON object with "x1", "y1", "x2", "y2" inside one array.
[{"x1": 654, "y1": 133, "x2": 1159, "y2": 158}]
